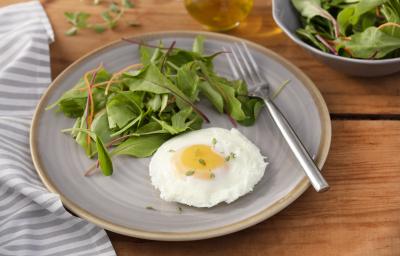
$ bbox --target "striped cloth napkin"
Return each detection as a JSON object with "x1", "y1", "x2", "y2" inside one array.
[{"x1": 0, "y1": 1, "x2": 116, "y2": 255}]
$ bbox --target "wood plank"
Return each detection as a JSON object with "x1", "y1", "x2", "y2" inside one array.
[
  {"x1": 1, "y1": 0, "x2": 400, "y2": 115},
  {"x1": 107, "y1": 120, "x2": 400, "y2": 255}
]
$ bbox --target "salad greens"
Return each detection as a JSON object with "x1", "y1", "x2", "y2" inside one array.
[
  {"x1": 48, "y1": 36, "x2": 263, "y2": 176},
  {"x1": 292, "y1": 0, "x2": 400, "y2": 59}
]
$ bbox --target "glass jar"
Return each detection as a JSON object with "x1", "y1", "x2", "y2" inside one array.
[{"x1": 184, "y1": 0, "x2": 254, "y2": 31}]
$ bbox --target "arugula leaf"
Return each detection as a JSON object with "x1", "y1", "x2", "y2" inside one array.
[
  {"x1": 91, "y1": 109, "x2": 113, "y2": 143},
  {"x1": 171, "y1": 107, "x2": 194, "y2": 130},
  {"x1": 147, "y1": 94, "x2": 162, "y2": 111},
  {"x1": 95, "y1": 134, "x2": 113, "y2": 176},
  {"x1": 337, "y1": 0, "x2": 387, "y2": 35},
  {"x1": 112, "y1": 134, "x2": 170, "y2": 157},
  {"x1": 125, "y1": 64, "x2": 170, "y2": 94},
  {"x1": 336, "y1": 26, "x2": 400, "y2": 58},
  {"x1": 106, "y1": 91, "x2": 142, "y2": 128},
  {"x1": 198, "y1": 80, "x2": 224, "y2": 113},
  {"x1": 292, "y1": 0, "x2": 338, "y2": 37},
  {"x1": 176, "y1": 62, "x2": 200, "y2": 100},
  {"x1": 237, "y1": 98, "x2": 264, "y2": 126},
  {"x1": 198, "y1": 63, "x2": 246, "y2": 121}
]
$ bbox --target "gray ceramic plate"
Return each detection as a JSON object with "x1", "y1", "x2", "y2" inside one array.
[{"x1": 31, "y1": 31, "x2": 331, "y2": 241}]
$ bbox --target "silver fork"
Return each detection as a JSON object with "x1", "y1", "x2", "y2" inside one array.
[{"x1": 224, "y1": 42, "x2": 329, "y2": 192}]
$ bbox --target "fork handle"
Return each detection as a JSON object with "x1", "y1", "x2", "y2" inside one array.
[{"x1": 263, "y1": 98, "x2": 330, "y2": 192}]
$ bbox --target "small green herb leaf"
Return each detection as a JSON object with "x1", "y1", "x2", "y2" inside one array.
[
  {"x1": 122, "y1": 0, "x2": 135, "y2": 8},
  {"x1": 65, "y1": 27, "x2": 78, "y2": 36},
  {"x1": 92, "y1": 24, "x2": 106, "y2": 33},
  {"x1": 127, "y1": 20, "x2": 141, "y2": 27},
  {"x1": 185, "y1": 170, "x2": 195, "y2": 176},
  {"x1": 211, "y1": 137, "x2": 217, "y2": 146},
  {"x1": 109, "y1": 2, "x2": 120, "y2": 13},
  {"x1": 198, "y1": 159, "x2": 206, "y2": 166},
  {"x1": 95, "y1": 134, "x2": 113, "y2": 176}
]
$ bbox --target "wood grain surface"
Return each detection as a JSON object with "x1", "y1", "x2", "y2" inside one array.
[{"x1": 2, "y1": 0, "x2": 400, "y2": 255}]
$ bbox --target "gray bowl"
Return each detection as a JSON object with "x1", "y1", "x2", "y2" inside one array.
[{"x1": 272, "y1": 0, "x2": 400, "y2": 77}]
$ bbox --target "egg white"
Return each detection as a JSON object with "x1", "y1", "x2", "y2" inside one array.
[{"x1": 149, "y1": 127, "x2": 268, "y2": 208}]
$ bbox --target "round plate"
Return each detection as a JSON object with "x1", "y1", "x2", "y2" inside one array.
[{"x1": 30, "y1": 31, "x2": 331, "y2": 241}]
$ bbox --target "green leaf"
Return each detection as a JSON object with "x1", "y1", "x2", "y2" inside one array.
[
  {"x1": 291, "y1": 0, "x2": 338, "y2": 37},
  {"x1": 296, "y1": 27, "x2": 329, "y2": 52},
  {"x1": 125, "y1": 64, "x2": 170, "y2": 94},
  {"x1": 198, "y1": 80, "x2": 224, "y2": 113},
  {"x1": 95, "y1": 135, "x2": 113, "y2": 176},
  {"x1": 381, "y1": 0, "x2": 400, "y2": 23},
  {"x1": 337, "y1": 0, "x2": 387, "y2": 35},
  {"x1": 92, "y1": 24, "x2": 106, "y2": 33},
  {"x1": 111, "y1": 115, "x2": 141, "y2": 137},
  {"x1": 134, "y1": 121, "x2": 166, "y2": 135},
  {"x1": 192, "y1": 35, "x2": 204, "y2": 54},
  {"x1": 198, "y1": 63, "x2": 246, "y2": 121},
  {"x1": 336, "y1": 26, "x2": 400, "y2": 58},
  {"x1": 237, "y1": 98, "x2": 264, "y2": 126},
  {"x1": 147, "y1": 94, "x2": 161, "y2": 111},
  {"x1": 139, "y1": 45, "x2": 152, "y2": 65},
  {"x1": 65, "y1": 27, "x2": 78, "y2": 36},
  {"x1": 106, "y1": 91, "x2": 143, "y2": 128},
  {"x1": 64, "y1": 12, "x2": 91, "y2": 29},
  {"x1": 91, "y1": 109, "x2": 113, "y2": 143},
  {"x1": 109, "y1": 2, "x2": 120, "y2": 13},
  {"x1": 64, "y1": 12, "x2": 76, "y2": 24},
  {"x1": 112, "y1": 134, "x2": 170, "y2": 157},
  {"x1": 159, "y1": 94, "x2": 169, "y2": 113},
  {"x1": 122, "y1": 0, "x2": 135, "y2": 8},
  {"x1": 171, "y1": 107, "x2": 193, "y2": 129},
  {"x1": 101, "y1": 11, "x2": 117, "y2": 29},
  {"x1": 176, "y1": 63, "x2": 200, "y2": 100}
]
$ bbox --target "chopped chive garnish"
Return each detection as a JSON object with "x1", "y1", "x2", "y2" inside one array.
[
  {"x1": 198, "y1": 159, "x2": 206, "y2": 166},
  {"x1": 145, "y1": 206, "x2": 156, "y2": 211},
  {"x1": 185, "y1": 170, "x2": 195, "y2": 176},
  {"x1": 225, "y1": 152, "x2": 236, "y2": 162},
  {"x1": 211, "y1": 137, "x2": 217, "y2": 146}
]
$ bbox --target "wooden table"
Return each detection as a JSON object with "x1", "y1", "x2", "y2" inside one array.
[{"x1": 3, "y1": 0, "x2": 400, "y2": 255}]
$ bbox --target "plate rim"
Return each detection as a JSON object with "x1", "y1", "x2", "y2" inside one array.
[{"x1": 30, "y1": 30, "x2": 331, "y2": 241}]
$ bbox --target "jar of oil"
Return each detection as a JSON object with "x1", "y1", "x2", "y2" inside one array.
[{"x1": 184, "y1": 0, "x2": 254, "y2": 31}]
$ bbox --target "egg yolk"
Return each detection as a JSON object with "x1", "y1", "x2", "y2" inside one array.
[{"x1": 172, "y1": 144, "x2": 225, "y2": 179}]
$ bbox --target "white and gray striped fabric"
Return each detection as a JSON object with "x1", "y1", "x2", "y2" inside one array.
[{"x1": 0, "y1": 1, "x2": 116, "y2": 255}]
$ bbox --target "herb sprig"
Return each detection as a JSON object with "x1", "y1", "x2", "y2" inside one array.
[{"x1": 65, "y1": 0, "x2": 139, "y2": 36}]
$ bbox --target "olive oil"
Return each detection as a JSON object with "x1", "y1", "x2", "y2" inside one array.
[{"x1": 184, "y1": 0, "x2": 253, "y2": 31}]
